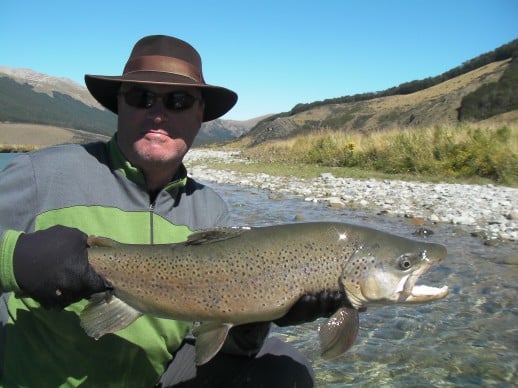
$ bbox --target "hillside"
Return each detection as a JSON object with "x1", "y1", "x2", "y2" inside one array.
[
  {"x1": 0, "y1": 67, "x2": 117, "y2": 137},
  {"x1": 243, "y1": 39, "x2": 518, "y2": 144}
]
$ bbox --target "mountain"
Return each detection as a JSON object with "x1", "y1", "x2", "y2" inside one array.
[
  {"x1": 194, "y1": 115, "x2": 271, "y2": 146},
  {"x1": 242, "y1": 38, "x2": 518, "y2": 145},
  {"x1": 0, "y1": 67, "x2": 117, "y2": 137},
  {"x1": 0, "y1": 66, "x2": 262, "y2": 144},
  {"x1": 2, "y1": 37, "x2": 517, "y2": 147}
]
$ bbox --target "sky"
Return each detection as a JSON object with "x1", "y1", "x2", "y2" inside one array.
[{"x1": 1, "y1": 1, "x2": 517, "y2": 121}]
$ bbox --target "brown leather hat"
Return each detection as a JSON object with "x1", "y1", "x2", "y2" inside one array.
[{"x1": 85, "y1": 35, "x2": 237, "y2": 122}]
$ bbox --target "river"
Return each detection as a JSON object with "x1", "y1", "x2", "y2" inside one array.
[
  {"x1": 209, "y1": 184, "x2": 517, "y2": 387},
  {"x1": 0, "y1": 153, "x2": 16, "y2": 171},
  {"x1": 1, "y1": 153, "x2": 516, "y2": 386}
]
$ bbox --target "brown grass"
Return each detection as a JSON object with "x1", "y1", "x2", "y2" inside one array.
[{"x1": 0, "y1": 123, "x2": 110, "y2": 150}]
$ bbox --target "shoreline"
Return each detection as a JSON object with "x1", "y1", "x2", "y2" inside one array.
[{"x1": 184, "y1": 149, "x2": 517, "y2": 243}]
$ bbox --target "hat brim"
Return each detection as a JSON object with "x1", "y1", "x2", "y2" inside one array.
[{"x1": 85, "y1": 73, "x2": 237, "y2": 122}]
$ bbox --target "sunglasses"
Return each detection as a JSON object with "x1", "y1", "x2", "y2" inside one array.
[{"x1": 121, "y1": 89, "x2": 202, "y2": 111}]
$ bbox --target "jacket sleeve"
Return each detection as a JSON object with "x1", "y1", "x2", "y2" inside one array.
[{"x1": 0, "y1": 154, "x2": 38, "y2": 292}]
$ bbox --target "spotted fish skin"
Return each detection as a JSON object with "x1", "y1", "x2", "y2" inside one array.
[{"x1": 82, "y1": 222, "x2": 449, "y2": 365}]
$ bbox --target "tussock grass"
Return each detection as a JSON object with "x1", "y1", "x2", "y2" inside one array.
[
  {"x1": 0, "y1": 144, "x2": 39, "y2": 152},
  {"x1": 241, "y1": 123, "x2": 518, "y2": 186}
]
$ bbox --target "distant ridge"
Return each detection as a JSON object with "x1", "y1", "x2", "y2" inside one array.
[
  {"x1": 0, "y1": 66, "x2": 101, "y2": 108},
  {"x1": 0, "y1": 71, "x2": 117, "y2": 137}
]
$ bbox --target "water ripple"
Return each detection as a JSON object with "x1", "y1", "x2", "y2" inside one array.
[{"x1": 209, "y1": 181, "x2": 518, "y2": 387}]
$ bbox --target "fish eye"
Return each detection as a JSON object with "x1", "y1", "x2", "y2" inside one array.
[{"x1": 398, "y1": 254, "x2": 413, "y2": 270}]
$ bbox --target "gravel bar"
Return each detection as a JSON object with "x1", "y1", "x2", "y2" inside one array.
[{"x1": 184, "y1": 149, "x2": 518, "y2": 242}]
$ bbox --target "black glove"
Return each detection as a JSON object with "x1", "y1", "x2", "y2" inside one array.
[
  {"x1": 274, "y1": 290, "x2": 351, "y2": 327},
  {"x1": 13, "y1": 225, "x2": 109, "y2": 309},
  {"x1": 222, "y1": 322, "x2": 271, "y2": 357}
]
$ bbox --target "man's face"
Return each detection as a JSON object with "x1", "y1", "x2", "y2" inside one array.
[{"x1": 116, "y1": 83, "x2": 204, "y2": 172}]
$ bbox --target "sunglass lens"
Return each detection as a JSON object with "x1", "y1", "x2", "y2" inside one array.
[
  {"x1": 124, "y1": 89, "x2": 154, "y2": 108},
  {"x1": 164, "y1": 93, "x2": 197, "y2": 110},
  {"x1": 123, "y1": 90, "x2": 198, "y2": 111}
]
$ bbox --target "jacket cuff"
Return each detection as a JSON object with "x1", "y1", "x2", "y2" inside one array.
[{"x1": 0, "y1": 230, "x2": 23, "y2": 292}]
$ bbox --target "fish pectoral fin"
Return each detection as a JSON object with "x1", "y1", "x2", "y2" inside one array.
[
  {"x1": 184, "y1": 228, "x2": 244, "y2": 246},
  {"x1": 318, "y1": 307, "x2": 359, "y2": 359},
  {"x1": 192, "y1": 322, "x2": 233, "y2": 365},
  {"x1": 79, "y1": 292, "x2": 143, "y2": 339}
]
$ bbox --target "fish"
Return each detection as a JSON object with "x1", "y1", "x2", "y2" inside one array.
[{"x1": 81, "y1": 221, "x2": 449, "y2": 365}]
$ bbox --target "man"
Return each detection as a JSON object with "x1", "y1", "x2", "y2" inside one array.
[{"x1": 0, "y1": 35, "x2": 344, "y2": 386}]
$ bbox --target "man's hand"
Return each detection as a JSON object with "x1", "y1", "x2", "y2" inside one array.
[
  {"x1": 274, "y1": 291, "x2": 351, "y2": 327},
  {"x1": 13, "y1": 225, "x2": 109, "y2": 309}
]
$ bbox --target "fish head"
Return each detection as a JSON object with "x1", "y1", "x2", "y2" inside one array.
[{"x1": 340, "y1": 230, "x2": 448, "y2": 309}]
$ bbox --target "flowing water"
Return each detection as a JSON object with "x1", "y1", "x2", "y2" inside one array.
[
  {"x1": 212, "y1": 183, "x2": 517, "y2": 387},
  {"x1": 2, "y1": 154, "x2": 516, "y2": 386}
]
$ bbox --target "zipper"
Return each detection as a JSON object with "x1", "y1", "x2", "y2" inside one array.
[{"x1": 149, "y1": 202, "x2": 155, "y2": 244}]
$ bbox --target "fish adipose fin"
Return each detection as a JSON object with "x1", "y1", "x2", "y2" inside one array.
[
  {"x1": 192, "y1": 322, "x2": 233, "y2": 365},
  {"x1": 318, "y1": 307, "x2": 359, "y2": 359},
  {"x1": 80, "y1": 292, "x2": 143, "y2": 339}
]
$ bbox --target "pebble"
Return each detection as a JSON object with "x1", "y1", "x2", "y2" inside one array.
[{"x1": 185, "y1": 150, "x2": 518, "y2": 242}]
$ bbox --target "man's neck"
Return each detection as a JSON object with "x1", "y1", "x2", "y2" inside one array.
[{"x1": 144, "y1": 167, "x2": 177, "y2": 193}]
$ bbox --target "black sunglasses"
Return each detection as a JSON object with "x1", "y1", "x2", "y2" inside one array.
[{"x1": 121, "y1": 89, "x2": 202, "y2": 111}]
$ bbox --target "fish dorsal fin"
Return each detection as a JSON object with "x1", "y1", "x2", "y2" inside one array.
[
  {"x1": 318, "y1": 307, "x2": 359, "y2": 359},
  {"x1": 192, "y1": 322, "x2": 233, "y2": 365},
  {"x1": 80, "y1": 292, "x2": 143, "y2": 339},
  {"x1": 185, "y1": 228, "x2": 246, "y2": 246},
  {"x1": 87, "y1": 236, "x2": 119, "y2": 248}
]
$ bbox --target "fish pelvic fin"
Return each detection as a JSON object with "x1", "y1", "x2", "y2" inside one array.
[
  {"x1": 192, "y1": 322, "x2": 233, "y2": 365},
  {"x1": 318, "y1": 307, "x2": 359, "y2": 359},
  {"x1": 80, "y1": 292, "x2": 143, "y2": 339}
]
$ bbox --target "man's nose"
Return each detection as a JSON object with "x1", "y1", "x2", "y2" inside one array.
[{"x1": 146, "y1": 98, "x2": 169, "y2": 122}]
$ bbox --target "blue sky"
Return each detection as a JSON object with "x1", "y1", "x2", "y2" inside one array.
[{"x1": 1, "y1": 1, "x2": 517, "y2": 120}]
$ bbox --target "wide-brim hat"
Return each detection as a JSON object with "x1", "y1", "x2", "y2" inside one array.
[{"x1": 85, "y1": 35, "x2": 237, "y2": 122}]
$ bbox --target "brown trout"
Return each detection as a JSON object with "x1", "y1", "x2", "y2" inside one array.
[{"x1": 81, "y1": 222, "x2": 448, "y2": 365}]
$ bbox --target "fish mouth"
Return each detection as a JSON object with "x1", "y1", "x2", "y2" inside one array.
[
  {"x1": 407, "y1": 284, "x2": 449, "y2": 302},
  {"x1": 397, "y1": 267, "x2": 449, "y2": 303}
]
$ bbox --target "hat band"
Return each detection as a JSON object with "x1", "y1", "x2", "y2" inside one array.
[{"x1": 123, "y1": 55, "x2": 204, "y2": 83}]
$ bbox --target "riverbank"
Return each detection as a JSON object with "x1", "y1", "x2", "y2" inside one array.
[{"x1": 184, "y1": 149, "x2": 518, "y2": 243}]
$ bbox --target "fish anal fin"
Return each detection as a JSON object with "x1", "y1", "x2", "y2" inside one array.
[
  {"x1": 318, "y1": 307, "x2": 359, "y2": 359},
  {"x1": 192, "y1": 322, "x2": 233, "y2": 365},
  {"x1": 80, "y1": 292, "x2": 142, "y2": 339}
]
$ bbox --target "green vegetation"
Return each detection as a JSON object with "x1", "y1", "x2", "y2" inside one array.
[
  {"x1": 239, "y1": 124, "x2": 518, "y2": 186},
  {"x1": 459, "y1": 58, "x2": 518, "y2": 121}
]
